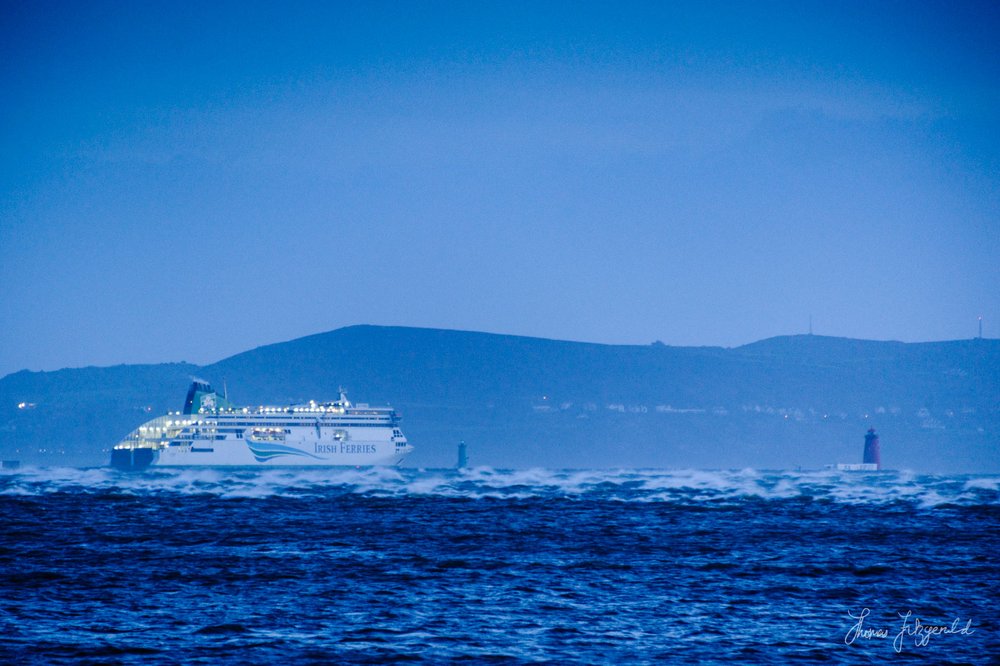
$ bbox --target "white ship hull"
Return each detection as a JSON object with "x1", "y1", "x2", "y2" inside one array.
[{"x1": 154, "y1": 432, "x2": 407, "y2": 467}]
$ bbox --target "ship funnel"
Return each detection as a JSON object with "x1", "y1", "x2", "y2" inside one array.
[{"x1": 183, "y1": 381, "x2": 233, "y2": 414}]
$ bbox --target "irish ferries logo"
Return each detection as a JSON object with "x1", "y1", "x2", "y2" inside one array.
[
  {"x1": 201, "y1": 394, "x2": 216, "y2": 410},
  {"x1": 245, "y1": 441, "x2": 325, "y2": 463}
]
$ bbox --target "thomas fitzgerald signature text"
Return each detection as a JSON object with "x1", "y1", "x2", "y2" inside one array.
[{"x1": 845, "y1": 608, "x2": 974, "y2": 653}]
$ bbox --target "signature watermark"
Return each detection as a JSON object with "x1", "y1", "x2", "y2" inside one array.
[{"x1": 845, "y1": 607, "x2": 975, "y2": 653}]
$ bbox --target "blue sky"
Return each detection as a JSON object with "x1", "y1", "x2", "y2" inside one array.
[{"x1": 2, "y1": 1, "x2": 998, "y2": 376}]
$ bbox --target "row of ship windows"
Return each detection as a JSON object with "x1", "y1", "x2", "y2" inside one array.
[
  {"x1": 207, "y1": 416, "x2": 389, "y2": 421},
  {"x1": 182, "y1": 422, "x2": 391, "y2": 428}
]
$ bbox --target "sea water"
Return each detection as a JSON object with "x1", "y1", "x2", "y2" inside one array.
[{"x1": 1, "y1": 467, "x2": 997, "y2": 664}]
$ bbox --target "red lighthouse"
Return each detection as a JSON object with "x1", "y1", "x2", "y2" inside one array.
[{"x1": 863, "y1": 428, "x2": 881, "y2": 470}]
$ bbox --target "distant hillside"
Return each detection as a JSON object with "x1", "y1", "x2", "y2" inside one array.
[{"x1": 2, "y1": 326, "x2": 998, "y2": 471}]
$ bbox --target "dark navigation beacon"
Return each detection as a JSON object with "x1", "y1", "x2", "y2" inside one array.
[{"x1": 863, "y1": 428, "x2": 881, "y2": 471}]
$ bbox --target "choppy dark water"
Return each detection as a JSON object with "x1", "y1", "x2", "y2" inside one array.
[{"x1": 1, "y1": 467, "x2": 997, "y2": 664}]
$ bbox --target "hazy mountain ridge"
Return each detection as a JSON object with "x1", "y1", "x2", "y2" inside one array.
[{"x1": 2, "y1": 326, "x2": 997, "y2": 471}]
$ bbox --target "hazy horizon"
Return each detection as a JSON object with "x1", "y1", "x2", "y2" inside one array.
[{"x1": 2, "y1": 321, "x2": 997, "y2": 377}]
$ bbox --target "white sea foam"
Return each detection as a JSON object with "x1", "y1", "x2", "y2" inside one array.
[
  {"x1": 0, "y1": 466, "x2": 997, "y2": 506},
  {"x1": 964, "y1": 476, "x2": 1000, "y2": 491}
]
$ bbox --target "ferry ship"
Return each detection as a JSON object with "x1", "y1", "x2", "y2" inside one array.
[{"x1": 110, "y1": 381, "x2": 412, "y2": 471}]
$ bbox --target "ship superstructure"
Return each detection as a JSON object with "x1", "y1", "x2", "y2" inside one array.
[{"x1": 110, "y1": 381, "x2": 412, "y2": 471}]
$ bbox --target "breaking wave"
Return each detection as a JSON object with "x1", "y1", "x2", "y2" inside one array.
[{"x1": 1, "y1": 466, "x2": 997, "y2": 507}]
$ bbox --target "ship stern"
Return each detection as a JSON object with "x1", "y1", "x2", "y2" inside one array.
[{"x1": 110, "y1": 447, "x2": 156, "y2": 472}]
